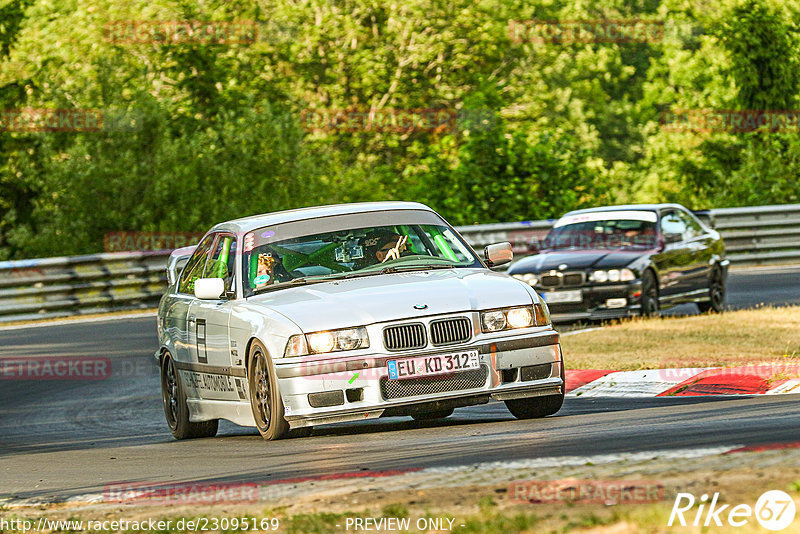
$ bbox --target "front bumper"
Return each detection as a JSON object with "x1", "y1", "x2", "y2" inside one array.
[
  {"x1": 542, "y1": 281, "x2": 643, "y2": 322},
  {"x1": 273, "y1": 330, "x2": 563, "y2": 428}
]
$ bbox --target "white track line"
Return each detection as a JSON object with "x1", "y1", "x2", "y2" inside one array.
[{"x1": 0, "y1": 311, "x2": 157, "y2": 332}]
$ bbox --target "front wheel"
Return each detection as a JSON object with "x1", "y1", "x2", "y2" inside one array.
[
  {"x1": 248, "y1": 340, "x2": 289, "y2": 441},
  {"x1": 160, "y1": 351, "x2": 218, "y2": 440},
  {"x1": 697, "y1": 268, "x2": 725, "y2": 313},
  {"x1": 505, "y1": 394, "x2": 564, "y2": 419},
  {"x1": 640, "y1": 270, "x2": 660, "y2": 317}
]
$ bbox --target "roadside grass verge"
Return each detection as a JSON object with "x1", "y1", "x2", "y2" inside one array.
[{"x1": 561, "y1": 305, "x2": 800, "y2": 370}]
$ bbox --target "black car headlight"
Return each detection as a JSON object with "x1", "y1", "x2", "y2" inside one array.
[
  {"x1": 590, "y1": 268, "x2": 636, "y2": 283},
  {"x1": 481, "y1": 305, "x2": 547, "y2": 332},
  {"x1": 285, "y1": 327, "x2": 370, "y2": 356}
]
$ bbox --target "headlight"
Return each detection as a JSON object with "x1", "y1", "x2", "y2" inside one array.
[
  {"x1": 481, "y1": 305, "x2": 544, "y2": 333},
  {"x1": 590, "y1": 268, "x2": 636, "y2": 283},
  {"x1": 285, "y1": 327, "x2": 370, "y2": 356},
  {"x1": 481, "y1": 310, "x2": 507, "y2": 332},
  {"x1": 512, "y1": 273, "x2": 538, "y2": 286},
  {"x1": 507, "y1": 307, "x2": 533, "y2": 328}
]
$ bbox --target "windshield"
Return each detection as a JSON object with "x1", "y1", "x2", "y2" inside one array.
[
  {"x1": 543, "y1": 219, "x2": 659, "y2": 251},
  {"x1": 243, "y1": 219, "x2": 481, "y2": 296}
]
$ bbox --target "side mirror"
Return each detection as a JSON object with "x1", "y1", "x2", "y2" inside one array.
[
  {"x1": 484, "y1": 242, "x2": 513, "y2": 267},
  {"x1": 663, "y1": 232, "x2": 683, "y2": 244},
  {"x1": 194, "y1": 278, "x2": 225, "y2": 300}
]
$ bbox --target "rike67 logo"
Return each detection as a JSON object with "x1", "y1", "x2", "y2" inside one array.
[{"x1": 669, "y1": 490, "x2": 796, "y2": 531}]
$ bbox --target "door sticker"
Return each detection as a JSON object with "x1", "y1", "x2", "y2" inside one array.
[{"x1": 196, "y1": 318, "x2": 208, "y2": 364}]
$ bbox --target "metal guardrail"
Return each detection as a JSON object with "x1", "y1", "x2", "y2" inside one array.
[
  {"x1": 0, "y1": 203, "x2": 798, "y2": 322},
  {"x1": 0, "y1": 252, "x2": 169, "y2": 323}
]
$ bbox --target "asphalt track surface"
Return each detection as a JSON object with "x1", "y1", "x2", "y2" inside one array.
[{"x1": 1, "y1": 266, "x2": 799, "y2": 501}]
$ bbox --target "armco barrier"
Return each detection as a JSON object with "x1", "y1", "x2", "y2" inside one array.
[
  {"x1": 0, "y1": 251, "x2": 170, "y2": 323},
  {"x1": 0, "y1": 204, "x2": 797, "y2": 322}
]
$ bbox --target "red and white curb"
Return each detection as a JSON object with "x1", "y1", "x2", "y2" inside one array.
[{"x1": 566, "y1": 364, "x2": 800, "y2": 397}]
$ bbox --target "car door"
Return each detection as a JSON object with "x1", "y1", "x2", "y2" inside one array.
[
  {"x1": 187, "y1": 233, "x2": 240, "y2": 401},
  {"x1": 675, "y1": 209, "x2": 713, "y2": 296},
  {"x1": 655, "y1": 210, "x2": 693, "y2": 300},
  {"x1": 170, "y1": 234, "x2": 215, "y2": 365}
]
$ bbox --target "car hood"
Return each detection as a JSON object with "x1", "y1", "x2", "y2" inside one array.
[
  {"x1": 245, "y1": 269, "x2": 532, "y2": 332},
  {"x1": 509, "y1": 249, "x2": 649, "y2": 273}
]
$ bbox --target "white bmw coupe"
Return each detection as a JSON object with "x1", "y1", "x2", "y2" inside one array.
[{"x1": 156, "y1": 202, "x2": 565, "y2": 440}]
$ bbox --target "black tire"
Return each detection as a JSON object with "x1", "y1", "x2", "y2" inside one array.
[
  {"x1": 698, "y1": 267, "x2": 725, "y2": 313},
  {"x1": 411, "y1": 408, "x2": 454, "y2": 421},
  {"x1": 505, "y1": 393, "x2": 564, "y2": 419},
  {"x1": 160, "y1": 352, "x2": 218, "y2": 440},
  {"x1": 248, "y1": 340, "x2": 290, "y2": 441},
  {"x1": 640, "y1": 270, "x2": 660, "y2": 317},
  {"x1": 505, "y1": 362, "x2": 565, "y2": 419}
]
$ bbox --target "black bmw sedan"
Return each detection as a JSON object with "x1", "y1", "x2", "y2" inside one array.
[{"x1": 507, "y1": 204, "x2": 728, "y2": 322}]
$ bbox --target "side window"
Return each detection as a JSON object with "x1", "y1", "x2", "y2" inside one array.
[
  {"x1": 178, "y1": 234, "x2": 215, "y2": 294},
  {"x1": 676, "y1": 210, "x2": 703, "y2": 240},
  {"x1": 205, "y1": 234, "x2": 237, "y2": 294},
  {"x1": 660, "y1": 212, "x2": 687, "y2": 242}
]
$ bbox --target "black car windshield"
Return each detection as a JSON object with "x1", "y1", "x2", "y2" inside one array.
[
  {"x1": 243, "y1": 216, "x2": 480, "y2": 296},
  {"x1": 543, "y1": 213, "x2": 659, "y2": 251}
]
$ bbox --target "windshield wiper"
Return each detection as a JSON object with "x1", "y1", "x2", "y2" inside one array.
[
  {"x1": 251, "y1": 277, "x2": 314, "y2": 295},
  {"x1": 379, "y1": 264, "x2": 456, "y2": 274}
]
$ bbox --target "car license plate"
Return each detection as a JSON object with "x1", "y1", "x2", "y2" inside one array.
[
  {"x1": 542, "y1": 290, "x2": 582, "y2": 304},
  {"x1": 387, "y1": 350, "x2": 480, "y2": 380}
]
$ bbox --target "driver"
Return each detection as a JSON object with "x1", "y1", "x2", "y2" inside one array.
[{"x1": 354, "y1": 230, "x2": 408, "y2": 269}]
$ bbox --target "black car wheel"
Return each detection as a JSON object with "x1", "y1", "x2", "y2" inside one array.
[
  {"x1": 698, "y1": 267, "x2": 725, "y2": 313},
  {"x1": 640, "y1": 270, "x2": 660, "y2": 317},
  {"x1": 248, "y1": 340, "x2": 289, "y2": 441},
  {"x1": 160, "y1": 351, "x2": 218, "y2": 440}
]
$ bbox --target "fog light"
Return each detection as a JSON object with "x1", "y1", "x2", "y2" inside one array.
[{"x1": 606, "y1": 298, "x2": 627, "y2": 309}]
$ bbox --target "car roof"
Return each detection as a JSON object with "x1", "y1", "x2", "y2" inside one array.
[
  {"x1": 560, "y1": 203, "x2": 687, "y2": 218},
  {"x1": 208, "y1": 201, "x2": 436, "y2": 234}
]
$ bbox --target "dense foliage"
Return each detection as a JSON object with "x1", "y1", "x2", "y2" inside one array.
[{"x1": 1, "y1": 0, "x2": 799, "y2": 259}]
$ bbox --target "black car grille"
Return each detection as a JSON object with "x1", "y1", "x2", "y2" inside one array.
[
  {"x1": 539, "y1": 272, "x2": 584, "y2": 288},
  {"x1": 380, "y1": 366, "x2": 488, "y2": 400},
  {"x1": 430, "y1": 317, "x2": 472, "y2": 346},
  {"x1": 540, "y1": 274, "x2": 561, "y2": 288},
  {"x1": 562, "y1": 273, "x2": 585, "y2": 287},
  {"x1": 383, "y1": 323, "x2": 427, "y2": 351}
]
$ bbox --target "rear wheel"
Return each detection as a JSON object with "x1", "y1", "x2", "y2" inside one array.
[
  {"x1": 160, "y1": 351, "x2": 218, "y2": 440},
  {"x1": 640, "y1": 270, "x2": 660, "y2": 317},
  {"x1": 248, "y1": 340, "x2": 289, "y2": 441},
  {"x1": 411, "y1": 408, "x2": 454, "y2": 421},
  {"x1": 698, "y1": 267, "x2": 725, "y2": 313}
]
